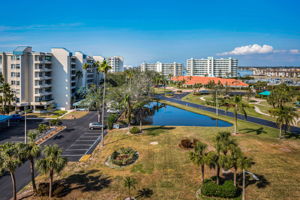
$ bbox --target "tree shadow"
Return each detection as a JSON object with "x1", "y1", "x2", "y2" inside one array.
[
  {"x1": 142, "y1": 126, "x2": 175, "y2": 131},
  {"x1": 57, "y1": 169, "x2": 111, "y2": 197},
  {"x1": 223, "y1": 172, "x2": 270, "y2": 189},
  {"x1": 135, "y1": 188, "x2": 154, "y2": 199},
  {"x1": 143, "y1": 126, "x2": 176, "y2": 136},
  {"x1": 240, "y1": 127, "x2": 267, "y2": 135},
  {"x1": 284, "y1": 132, "x2": 300, "y2": 139},
  {"x1": 105, "y1": 135, "x2": 132, "y2": 145}
]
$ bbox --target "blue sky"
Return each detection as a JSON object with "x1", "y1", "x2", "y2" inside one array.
[{"x1": 0, "y1": 0, "x2": 300, "y2": 66}]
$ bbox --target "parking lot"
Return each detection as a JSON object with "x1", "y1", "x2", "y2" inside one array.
[
  {"x1": 0, "y1": 119, "x2": 44, "y2": 144},
  {"x1": 62, "y1": 129, "x2": 102, "y2": 161}
]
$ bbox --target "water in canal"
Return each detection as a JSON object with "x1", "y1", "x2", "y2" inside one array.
[{"x1": 143, "y1": 102, "x2": 232, "y2": 127}]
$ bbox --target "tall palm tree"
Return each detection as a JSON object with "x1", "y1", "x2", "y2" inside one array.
[
  {"x1": 19, "y1": 131, "x2": 41, "y2": 193},
  {"x1": 206, "y1": 151, "x2": 221, "y2": 184},
  {"x1": 189, "y1": 141, "x2": 208, "y2": 183},
  {"x1": 224, "y1": 95, "x2": 249, "y2": 135},
  {"x1": 228, "y1": 145, "x2": 243, "y2": 186},
  {"x1": 269, "y1": 106, "x2": 298, "y2": 138},
  {"x1": 36, "y1": 145, "x2": 67, "y2": 198},
  {"x1": 1, "y1": 82, "x2": 14, "y2": 114},
  {"x1": 97, "y1": 60, "x2": 112, "y2": 147},
  {"x1": 215, "y1": 132, "x2": 236, "y2": 155},
  {"x1": 123, "y1": 176, "x2": 137, "y2": 200},
  {"x1": 122, "y1": 94, "x2": 132, "y2": 127},
  {"x1": 82, "y1": 63, "x2": 90, "y2": 70},
  {"x1": 0, "y1": 143, "x2": 22, "y2": 200}
]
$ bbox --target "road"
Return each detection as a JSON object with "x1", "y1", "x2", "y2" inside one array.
[
  {"x1": 158, "y1": 93, "x2": 300, "y2": 134},
  {"x1": 0, "y1": 111, "x2": 102, "y2": 200}
]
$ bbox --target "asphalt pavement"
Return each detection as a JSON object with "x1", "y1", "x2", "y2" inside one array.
[{"x1": 0, "y1": 111, "x2": 101, "y2": 200}]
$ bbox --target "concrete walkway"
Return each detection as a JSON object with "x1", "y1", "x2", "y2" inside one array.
[{"x1": 157, "y1": 93, "x2": 300, "y2": 134}]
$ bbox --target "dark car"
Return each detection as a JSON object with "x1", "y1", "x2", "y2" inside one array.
[{"x1": 10, "y1": 114, "x2": 24, "y2": 121}]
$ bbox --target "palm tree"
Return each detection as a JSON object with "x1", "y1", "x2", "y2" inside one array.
[
  {"x1": 36, "y1": 145, "x2": 67, "y2": 198},
  {"x1": 20, "y1": 131, "x2": 41, "y2": 193},
  {"x1": 123, "y1": 176, "x2": 137, "y2": 200},
  {"x1": 189, "y1": 141, "x2": 208, "y2": 183},
  {"x1": 122, "y1": 94, "x2": 132, "y2": 127},
  {"x1": 224, "y1": 96, "x2": 249, "y2": 135},
  {"x1": 269, "y1": 106, "x2": 298, "y2": 138},
  {"x1": 228, "y1": 145, "x2": 243, "y2": 186},
  {"x1": 215, "y1": 132, "x2": 236, "y2": 155},
  {"x1": 75, "y1": 70, "x2": 83, "y2": 87},
  {"x1": 0, "y1": 143, "x2": 22, "y2": 200},
  {"x1": 82, "y1": 84, "x2": 103, "y2": 122},
  {"x1": 206, "y1": 151, "x2": 221, "y2": 184},
  {"x1": 97, "y1": 60, "x2": 112, "y2": 147},
  {"x1": 1, "y1": 82, "x2": 14, "y2": 114}
]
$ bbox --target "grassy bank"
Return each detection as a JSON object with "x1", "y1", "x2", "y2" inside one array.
[{"x1": 181, "y1": 93, "x2": 276, "y2": 122}]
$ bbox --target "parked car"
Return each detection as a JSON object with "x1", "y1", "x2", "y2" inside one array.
[
  {"x1": 10, "y1": 114, "x2": 24, "y2": 121},
  {"x1": 89, "y1": 122, "x2": 106, "y2": 130},
  {"x1": 107, "y1": 109, "x2": 120, "y2": 114}
]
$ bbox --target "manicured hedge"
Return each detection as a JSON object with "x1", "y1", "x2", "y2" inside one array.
[{"x1": 201, "y1": 179, "x2": 239, "y2": 198}]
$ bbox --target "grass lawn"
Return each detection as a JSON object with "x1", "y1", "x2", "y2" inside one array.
[
  {"x1": 182, "y1": 93, "x2": 276, "y2": 122},
  {"x1": 26, "y1": 110, "x2": 68, "y2": 119},
  {"x1": 61, "y1": 111, "x2": 89, "y2": 119},
  {"x1": 21, "y1": 101, "x2": 300, "y2": 200}
]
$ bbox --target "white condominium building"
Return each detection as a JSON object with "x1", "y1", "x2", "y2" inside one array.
[
  {"x1": 0, "y1": 46, "x2": 103, "y2": 111},
  {"x1": 186, "y1": 57, "x2": 238, "y2": 77},
  {"x1": 107, "y1": 56, "x2": 124, "y2": 72},
  {"x1": 140, "y1": 62, "x2": 183, "y2": 77}
]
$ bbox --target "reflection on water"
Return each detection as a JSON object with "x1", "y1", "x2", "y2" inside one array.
[{"x1": 142, "y1": 102, "x2": 232, "y2": 127}]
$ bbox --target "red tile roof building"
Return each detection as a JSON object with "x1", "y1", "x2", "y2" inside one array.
[{"x1": 172, "y1": 76, "x2": 248, "y2": 87}]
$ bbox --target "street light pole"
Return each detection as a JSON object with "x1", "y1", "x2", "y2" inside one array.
[
  {"x1": 24, "y1": 105, "x2": 27, "y2": 144},
  {"x1": 242, "y1": 169, "x2": 245, "y2": 200}
]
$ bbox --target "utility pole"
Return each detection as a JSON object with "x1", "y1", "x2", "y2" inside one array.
[
  {"x1": 24, "y1": 105, "x2": 27, "y2": 144},
  {"x1": 242, "y1": 169, "x2": 245, "y2": 200}
]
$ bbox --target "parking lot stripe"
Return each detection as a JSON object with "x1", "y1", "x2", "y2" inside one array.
[
  {"x1": 76, "y1": 139, "x2": 96, "y2": 142},
  {"x1": 70, "y1": 144, "x2": 91, "y2": 146}
]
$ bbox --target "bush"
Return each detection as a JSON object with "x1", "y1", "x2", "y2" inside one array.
[
  {"x1": 130, "y1": 126, "x2": 141, "y2": 134},
  {"x1": 180, "y1": 139, "x2": 193, "y2": 149},
  {"x1": 177, "y1": 90, "x2": 182, "y2": 93},
  {"x1": 111, "y1": 147, "x2": 138, "y2": 166},
  {"x1": 108, "y1": 114, "x2": 118, "y2": 130},
  {"x1": 49, "y1": 118, "x2": 62, "y2": 126},
  {"x1": 201, "y1": 179, "x2": 239, "y2": 198}
]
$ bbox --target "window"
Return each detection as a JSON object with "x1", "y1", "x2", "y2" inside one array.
[
  {"x1": 11, "y1": 64, "x2": 15, "y2": 69},
  {"x1": 16, "y1": 72, "x2": 20, "y2": 77},
  {"x1": 16, "y1": 64, "x2": 20, "y2": 69},
  {"x1": 11, "y1": 72, "x2": 15, "y2": 77}
]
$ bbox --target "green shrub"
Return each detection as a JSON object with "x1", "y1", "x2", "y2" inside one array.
[
  {"x1": 49, "y1": 118, "x2": 62, "y2": 126},
  {"x1": 201, "y1": 180, "x2": 239, "y2": 198},
  {"x1": 108, "y1": 114, "x2": 118, "y2": 130},
  {"x1": 130, "y1": 126, "x2": 141, "y2": 134}
]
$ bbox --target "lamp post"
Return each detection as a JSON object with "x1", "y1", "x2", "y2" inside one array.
[
  {"x1": 242, "y1": 169, "x2": 259, "y2": 200},
  {"x1": 24, "y1": 105, "x2": 27, "y2": 144}
]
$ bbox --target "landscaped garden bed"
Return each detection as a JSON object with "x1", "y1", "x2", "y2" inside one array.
[{"x1": 106, "y1": 147, "x2": 139, "y2": 168}]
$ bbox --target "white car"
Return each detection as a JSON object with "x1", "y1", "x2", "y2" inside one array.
[
  {"x1": 107, "y1": 109, "x2": 120, "y2": 114},
  {"x1": 89, "y1": 122, "x2": 105, "y2": 130}
]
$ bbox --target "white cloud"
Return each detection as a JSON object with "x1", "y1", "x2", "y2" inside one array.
[
  {"x1": 218, "y1": 44, "x2": 274, "y2": 55},
  {"x1": 218, "y1": 44, "x2": 300, "y2": 56}
]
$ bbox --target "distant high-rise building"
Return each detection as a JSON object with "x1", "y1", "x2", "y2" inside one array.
[
  {"x1": 186, "y1": 57, "x2": 238, "y2": 77},
  {"x1": 0, "y1": 46, "x2": 103, "y2": 111},
  {"x1": 107, "y1": 56, "x2": 124, "y2": 72},
  {"x1": 140, "y1": 62, "x2": 183, "y2": 77}
]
